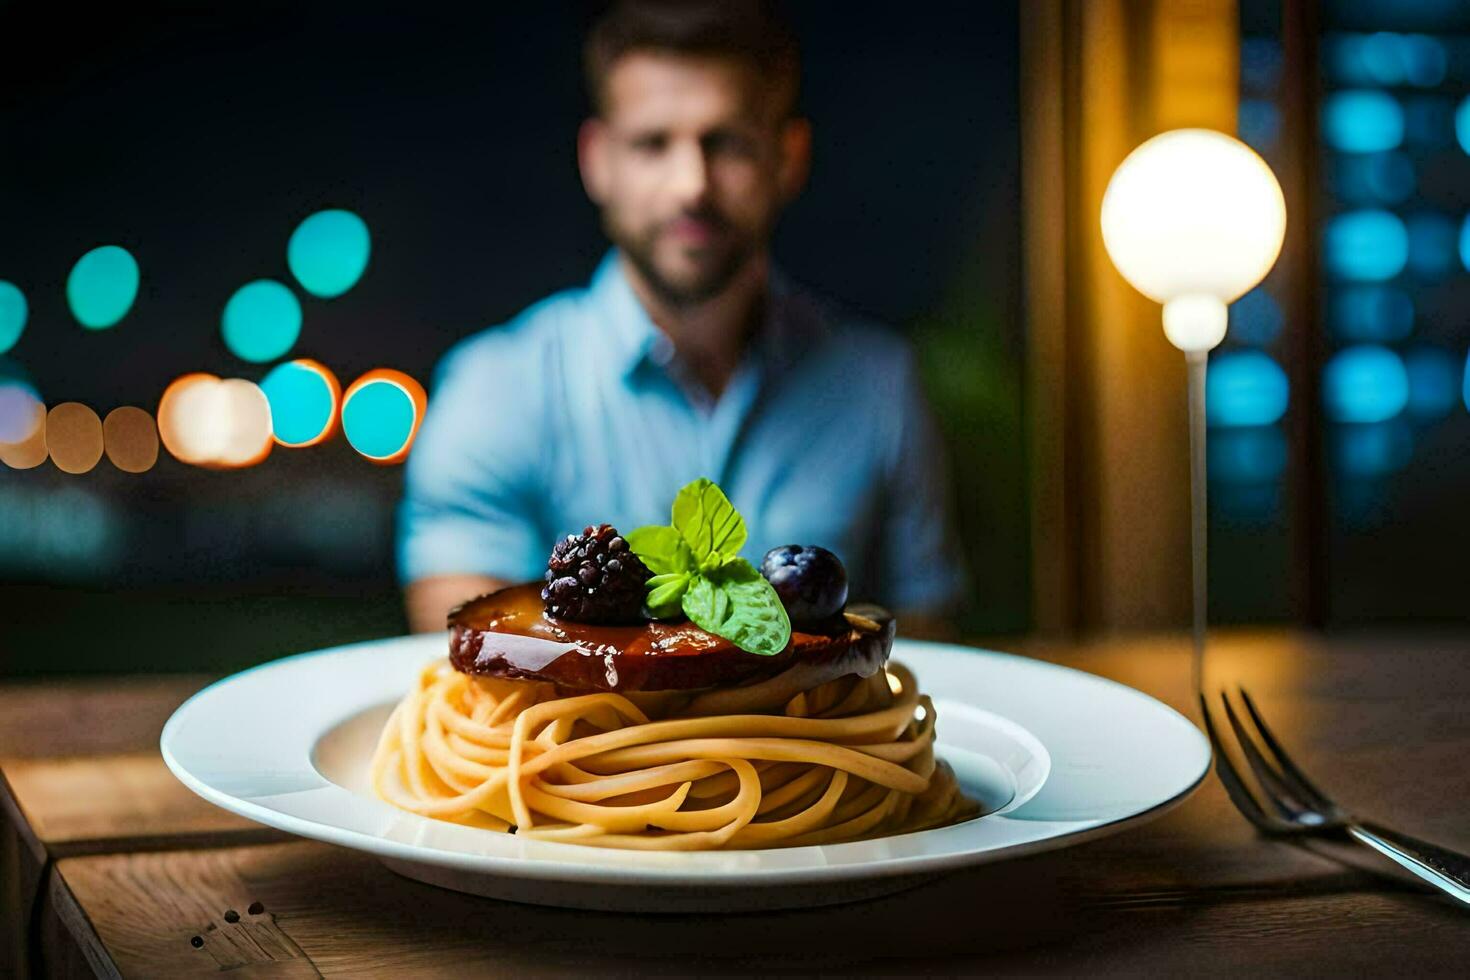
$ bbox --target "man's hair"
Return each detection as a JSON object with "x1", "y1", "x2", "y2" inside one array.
[{"x1": 583, "y1": 0, "x2": 800, "y2": 120}]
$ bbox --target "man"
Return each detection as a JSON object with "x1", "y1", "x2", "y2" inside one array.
[{"x1": 400, "y1": 0, "x2": 965, "y2": 633}]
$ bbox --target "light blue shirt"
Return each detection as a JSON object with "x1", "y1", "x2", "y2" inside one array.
[{"x1": 398, "y1": 251, "x2": 966, "y2": 613}]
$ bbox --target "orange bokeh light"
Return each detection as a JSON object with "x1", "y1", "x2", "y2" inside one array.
[
  {"x1": 157, "y1": 373, "x2": 273, "y2": 469},
  {"x1": 267, "y1": 358, "x2": 342, "y2": 448},
  {"x1": 47, "y1": 402, "x2": 104, "y2": 474},
  {"x1": 341, "y1": 368, "x2": 427, "y2": 465},
  {"x1": 0, "y1": 395, "x2": 47, "y2": 470}
]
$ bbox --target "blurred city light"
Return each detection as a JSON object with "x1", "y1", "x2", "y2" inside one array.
[
  {"x1": 0, "y1": 483, "x2": 121, "y2": 577},
  {"x1": 261, "y1": 359, "x2": 340, "y2": 447},
  {"x1": 341, "y1": 369, "x2": 426, "y2": 464},
  {"x1": 1327, "y1": 33, "x2": 1447, "y2": 88},
  {"x1": 1405, "y1": 211, "x2": 1457, "y2": 280},
  {"x1": 287, "y1": 209, "x2": 371, "y2": 299},
  {"x1": 1402, "y1": 95, "x2": 1454, "y2": 149},
  {"x1": 1464, "y1": 349, "x2": 1470, "y2": 414},
  {"x1": 1324, "y1": 344, "x2": 1410, "y2": 423},
  {"x1": 1333, "y1": 152, "x2": 1414, "y2": 205},
  {"x1": 1460, "y1": 213, "x2": 1470, "y2": 273},
  {"x1": 1328, "y1": 285, "x2": 1414, "y2": 342},
  {"x1": 1323, "y1": 90, "x2": 1403, "y2": 153},
  {"x1": 66, "y1": 245, "x2": 139, "y2": 330},
  {"x1": 1228, "y1": 287, "x2": 1283, "y2": 346},
  {"x1": 1324, "y1": 210, "x2": 1408, "y2": 281},
  {"x1": 1331, "y1": 419, "x2": 1413, "y2": 479},
  {"x1": 1403, "y1": 346, "x2": 1459, "y2": 421},
  {"x1": 1208, "y1": 424, "x2": 1288, "y2": 484},
  {"x1": 0, "y1": 380, "x2": 45, "y2": 469},
  {"x1": 0, "y1": 359, "x2": 43, "y2": 445},
  {"x1": 157, "y1": 374, "x2": 273, "y2": 468},
  {"x1": 221, "y1": 280, "x2": 302, "y2": 363},
  {"x1": 46, "y1": 402, "x2": 104, "y2": 475},
  {"x1": 1457, "y1": 95, "x2": 1470, "y2": 155},
  {"x1": 1240, "y1": 37, "x2": 1282, "y2": 92},
  {"x1": 1238, "y1": 99, "x2": 1280, "y2": 153},
  {"x1": 1207, "y1": 351, "x2": 1290, "y2": 427},
  {"x1": 0, "y1": 281, "x2": 26, "y2": 355},
  {"x1": 102, "y1": 406, "x2": 159, "y2": 473}
]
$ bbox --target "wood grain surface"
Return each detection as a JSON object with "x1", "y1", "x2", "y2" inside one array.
[{"x1": 5, "y1": 631, "x2": 1470, "y2": 976}]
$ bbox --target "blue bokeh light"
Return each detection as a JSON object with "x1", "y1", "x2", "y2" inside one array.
[
  {"x1": 1323, "y1": 345, "x2": 1409, "y2": 424},
  {"x1": 1457, "y1": 95, "x2": 1470, "y2": 155},
  {"x1": 1228, "y1": 288, "x2": 1284, "y2": 346},
  {"x1": 1403, "y1": 96, "x2": 1454, "y2": 149},
  {"x1": 66, "y1": 246, "x2": 139, "y2": 330},
  {"x1": 1207, "y1": 351, "x2": 1290, "y2": 427},
  {"x1": 1323, "y1": 90, "x2": 1403, "y2": 153},
  {"x1": 222, "y1": 280, "x2": 302, "y2": 363},
  {"x1": 1329, "y1": 33, "x2": 1448, "y2": 88},
  {"x1": 1239, "y1": 100, "x2": 1281, "y2": 153},
  {"x1": 342, "y1": 379, "x2": 415, "y2": 459},
  {"x1": 1208, "y1": 425, "x2": 1287, "y2": 485},
  {"x1": 1460, "y1": 213, "x2": 1470, "y2": 272},
  {"x1": 261, "y1": 360, "x2": 338, "y2": 447},
  {"x1": 1331, "y1": 419, "x2": 1413, "y2": 479},
  {"x1": 1333, "y1": 153, "x2": 1414, "y2": 205},
  {"x1": 0, "y1": 282, "x2": 26, "y2": 355},
  {"x1": 1241, "y1": 38, "x2": 1282, "y2": 92},
  {"x1": 1464, "y1": 349, "x2": 1470, "y2": 414},
  {"x1": 1405, "y1": 211, "x2": 1458, "y2": 280},
  {"x1": 1328, "y1": 285, "x2": 1413, "y2": 342},
  {"x1": 287, "y1": 210, "x2": 371, "y2": 299},
  {"x1": 1324, "y1": 210, "x2": 1408, "y2": 281},
  {"x1": 1403, "y1": 346, "x2": 1459, "y2": 420}
]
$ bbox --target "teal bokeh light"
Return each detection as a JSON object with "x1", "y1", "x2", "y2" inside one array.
[
  {"x1": 342, "y1": 380, "x2": 414, "y2": 458},
  {"x1": 1324, "y1": 210, "x2": 1408, "y2": 281},
  {"x1": 1323, "y1": 90, "x2": 1403, "y2": 153},
  {"x1": 287, "y1": 209, "x2": 371, "y2": 299},
  {"x1": 0, "y1": 282, "x2": 26, "y2": 354},
  {"x1": 222, "y1": 280, "x2": 302, "y2": 363},
  {"x1": 1207, "y1": 351, "x2": 1290, "y2": 427},
  {"x1": 66, "y1": 246, "x2": 139, "y2": 329},
  {"x1": 261, "y1": 360, "x2": 336, "y2": 446},
  {"x1": 1323, "y1": 344, "x2": 1409, "y2": 424}
]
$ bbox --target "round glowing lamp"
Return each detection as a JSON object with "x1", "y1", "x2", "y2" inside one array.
[
  {"x1": 1102, "y1": 129, "x2": 1286, "y2": 354},
  {"x1": 1100, "y1": 128, "x2": 1287, "y2": 696}
]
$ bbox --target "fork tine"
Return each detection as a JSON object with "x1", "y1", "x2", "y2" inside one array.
[
  {"x1": 1219, "y1": 692, "x2": 1314, "y2": 820},
  {"x1": 1198, "y1": 694, "x2": 1295, "y2": 834},
  {"x1": 1237, "y1": 687, "x2": 1339, "y2": 814}
]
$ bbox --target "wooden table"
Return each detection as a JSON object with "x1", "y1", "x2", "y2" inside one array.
[{"x1": 4, "y1": 630, "x2": 1469, "y2": 976}]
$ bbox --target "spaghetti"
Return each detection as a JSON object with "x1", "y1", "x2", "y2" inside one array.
[{"x1": 371, "y1": 658, "x2": 978, "y2": 850}]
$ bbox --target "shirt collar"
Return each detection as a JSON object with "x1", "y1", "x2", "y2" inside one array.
[{"x1": 590, "y1": 248, "x2": 814, "y2": 382}]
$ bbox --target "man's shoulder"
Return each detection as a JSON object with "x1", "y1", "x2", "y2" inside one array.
[{"x1": 433, "y1": 285, "x2": 592, "y2": 385}]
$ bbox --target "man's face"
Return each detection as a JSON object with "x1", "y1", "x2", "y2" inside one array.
[{"x1": 580, "y1": 53, "x2": 807, "y2": 306}]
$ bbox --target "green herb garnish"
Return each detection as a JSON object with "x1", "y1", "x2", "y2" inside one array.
[{"x1": 627, "y1": 478, "x2": 791, "y2": 656}]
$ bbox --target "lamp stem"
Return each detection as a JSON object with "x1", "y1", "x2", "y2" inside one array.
[{"x1": 1185, "y1": 349, "x2": 1208, "y2": 704}]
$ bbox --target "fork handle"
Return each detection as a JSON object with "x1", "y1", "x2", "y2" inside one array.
[{"x1": 1349, "y1": 822, "x2": 1470, "y2": 906}]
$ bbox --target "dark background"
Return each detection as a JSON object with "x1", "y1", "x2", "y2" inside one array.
[{"x1": 0, "y1": 3, "x2": 1026, "y2": 675}]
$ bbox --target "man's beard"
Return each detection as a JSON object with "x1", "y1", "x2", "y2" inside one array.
[{"x1": 608, "y1": 206, "x2": 757, "y2": 308}]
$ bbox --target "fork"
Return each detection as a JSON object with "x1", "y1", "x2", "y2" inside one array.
[{"x1": 1201, "y1": 688, "x2": 1470, "y2": 906}]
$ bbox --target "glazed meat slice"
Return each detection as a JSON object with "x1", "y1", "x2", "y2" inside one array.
[{"x1": 447, "y1": 583, "x2": 893, "y2": 693}]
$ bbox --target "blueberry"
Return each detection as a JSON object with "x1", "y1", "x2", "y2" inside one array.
[{"x1": 760, "y1": 545, "x2": 848, "y2": 626}]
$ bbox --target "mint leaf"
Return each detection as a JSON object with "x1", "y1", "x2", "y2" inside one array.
[
  {"x1": 681, "y1": 558, "x2": 791, "y2": 656},
  {"x1": 627, "y1": 525, "x2": 693, "y2": 576},
  {"x1": 645, "y1": 571, "x2": 692, "y2": 618},
  {"x1": 671, "y1": 478, "x2": 747, "y2": 565}
]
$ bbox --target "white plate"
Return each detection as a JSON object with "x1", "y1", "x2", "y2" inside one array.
[{"x1": 161, "y1": 635, "x2": 1209, "y2": 911}]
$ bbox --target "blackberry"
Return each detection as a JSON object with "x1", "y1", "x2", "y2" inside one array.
[{"x1": 541, "y1": 523, "x2": 651, "y2": 623}]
